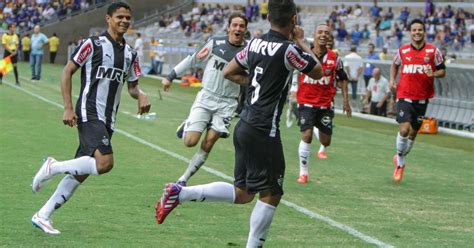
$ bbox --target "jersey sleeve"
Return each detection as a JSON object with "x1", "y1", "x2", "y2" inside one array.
[
  {"x1": 173, "y1": 38, "x2": 214, "y2": 76},
  {"x1": 335, "y1": 56, "x2": 348, "y2": 81},
  {"x1": 235, "y1": 41, "x2": 250, "y2": 70},
  {"x1": 434, "y1": 47, "x2": 446, "y2": 70},
  {"x1": 127, "y1": 53, "x2": 141, "y2": 83},
  {"x1": 284, "y1": 44, "x2": 317, "y2": 74},
  {"x1": 71, "y1": 38, "x2": 94, "y2": 67},
  {"x1": 393, "y1": 49, "x2": 401, "y2": 66}
]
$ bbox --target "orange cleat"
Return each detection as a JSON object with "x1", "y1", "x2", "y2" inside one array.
[
  {"x1": 392, "y1": 155, "x2": 405, "y2": 182},
  {"x1": 317, "y1": 151, "x2": 328, "y2": 160},
  {"x1": 297, "y1": 175, "x2": 308, "y2": 184}
]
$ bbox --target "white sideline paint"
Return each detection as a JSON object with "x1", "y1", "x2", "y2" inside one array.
[
  {"x1": 5, "y1": 81, "x2": 394, "y2": 248},
  {"x1": 335, "y1": 109, "x2": 474, "y2": 139}
]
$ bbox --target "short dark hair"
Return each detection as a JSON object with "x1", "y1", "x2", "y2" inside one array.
[
  {"x1": 228, "y1": 12, "x2": 248, "y2": 28},
  {"x1": 409, "y1": 19, "x2": 425, "y2": 31},
  {"x1": 7, "y1": 23, "x2": 15, "y2": 29},
  {"x1": 268, "y1": 0, "x2": 296, "y2": 28},
  {"x1": 107, "y1": 2, "x2": 131, "y2": 16}
]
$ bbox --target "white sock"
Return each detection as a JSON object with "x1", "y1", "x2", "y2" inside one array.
[
  {"x1": 246, "y1": 200, "x2": 276, "y2": 248},
  {"x1": 179, "y1": 182, "x2": 235, "y2": 203},
  {"x1": 318, "y1": 144, "x2": 326, "y2": 153},
  {"x1": 38, "y1": 175, "x2": 80, "y2": 219},
  {"x1": 396, "y1": 132, "x2": 408, "y2": 167},
  {"x1": 313, "y1": 127, "x2": 320, "y2": 140},
  {"x1": 49, "y1": 156, "x2": 98, "y2": 176},
  {"x1": 405, "y1": 138, "x2": 415, "y2": 156},
  {"x1": 298, "y1": 140, "x2": 311, "y2": 176},
  {"x1": 178, "y1": 149, "x2": 208, "y2": 182}
]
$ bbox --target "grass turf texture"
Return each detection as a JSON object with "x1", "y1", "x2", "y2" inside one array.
[{"x1": 0, "y1": 63, "x2": 472, "y2": 247}]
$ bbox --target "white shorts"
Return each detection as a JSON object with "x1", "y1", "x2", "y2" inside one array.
[{"x1": 184, "y1": 90, "x2": 238, "y2": 138}]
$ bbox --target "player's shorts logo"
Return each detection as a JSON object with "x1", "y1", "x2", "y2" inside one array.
[
  {"x1": 399, "y1": 110, "x2": 405, "y2": 117},
  {"x1": 102, "y1": 136, "x2": 110, "y2": 146},
  {"x1": 300, "y1": 117, "x2": 306, "y2": 125},
  {"x1": 277, "y1": 175, "x2": 284, "y2": 187},
  {"x1": 321, "y1": 116, "x2": 331, "y2": 126}
]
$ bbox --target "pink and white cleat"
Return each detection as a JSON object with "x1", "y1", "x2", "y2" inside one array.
[
  {"x1": 32, "y1": 157, "x2": 57, "y2": 193},
  {"x1": 155, "y1": 183, "x2": 182, "y2": 224}
]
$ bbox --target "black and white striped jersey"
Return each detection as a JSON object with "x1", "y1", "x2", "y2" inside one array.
[
  {"x1": 71, "y1": 32, "x2": 141, "y2": 130},
  {"x1": 235, "y1": 29, "x2": 317, "y2": 137}
]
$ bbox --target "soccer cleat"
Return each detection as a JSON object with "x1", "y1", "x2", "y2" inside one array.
[
  {"x1": 176, "y1": 121, "x2": 185, "y2": 139},
  {"x1": 392, "y1": 155, "x2": 405, "y2": 182},
  {"x1": 32, "y1": 213, "x2": 61, "y2": 234},
  {"x1": 317, "y1": 151, "x2": 328, "y2": 160},
  {"x1": 297, "y1": 175, "x2": 308, "y2": 184},
  {"x1": 155, "y1": 183, "x2": 182, "y2": 224},
  {"x1": 32, "y1": 157, "x2": 57, "y2": 193}
]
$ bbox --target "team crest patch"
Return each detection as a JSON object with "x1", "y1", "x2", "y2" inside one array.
[
  {"x1": 399, "y1": 110, "x2": 405, "y2": 117},
  {"x1": 424, "y1": 56, "x2": 430, "y2": 63},
  {"x1": 94, "y1": 39, "x2": 102, "y2": 46},
  {"x1": 325, "y1": 69, "x2": 332, "y2": 75},
  {"x1": 300, "y1": 117, "x2": 306, "y2": 125},
  {"x1": 321, "y1": 116, "x2": 331, "y2": 126},
  {"x1": 102, "y1": 136, "x2": 110, "y2": 146}
]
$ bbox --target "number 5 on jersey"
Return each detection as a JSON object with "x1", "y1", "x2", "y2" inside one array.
[{"x1": 250, "y1": 66, "x2": 263, "y2": 104}]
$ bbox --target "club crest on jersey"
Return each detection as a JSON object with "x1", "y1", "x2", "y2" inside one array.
[
  {"x1": 325, "y1": 69, "x2": 332, "y2": 75},
  {"x1": 424, "y1": 56, "x2": 430, "y2": 63},
  {"x1": 94, "y1": 39, "x2": 102, "y2": 46},
  {"x1": 96, "y1": 66, "x2": 127, "y2": 83},
  {"x1": 76, "y1": 42, "x2": 92, "y2": 64}
]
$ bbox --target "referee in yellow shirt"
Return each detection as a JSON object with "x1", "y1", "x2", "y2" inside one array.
[
  {"x1": 22, "y1": 34, "x2": 31, "y2": 62},
  {"x1": 1, "y1": 23, "x2": 20, "y2": 85},
  {"x1": 49, "y1": 33, "x2": 60, "y2": 64}
]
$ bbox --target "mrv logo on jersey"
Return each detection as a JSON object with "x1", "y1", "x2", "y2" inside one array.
[
  {"x1": 96, "y1": 66, "x2": 127, "y2": 83},
  {"x1": 402, "y1": 64, "x2": 432, "y2": 74}
]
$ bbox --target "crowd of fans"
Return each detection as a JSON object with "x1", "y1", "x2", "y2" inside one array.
[
  {"x1": 0, "y1": 0, "x2": 102, "y2": 33},
  {"x1": 327, "y1": 0, "x2": 473, "y2": 52}
]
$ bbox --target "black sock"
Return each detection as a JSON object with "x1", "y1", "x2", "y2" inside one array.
[{"x1": 13, "y1": 67, "x2": 19, "y2": 83}]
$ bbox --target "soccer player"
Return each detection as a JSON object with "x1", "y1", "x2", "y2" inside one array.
[
  {"x1": 161, "y1": 12, "x2": 248, "y2": 186},
  {"x1": 155, "y1": 0, "x2": 322, "y2": 247},
  {"x1": 296, "y1": 24, "x2": 351, "y2": 184},
  {"x1": 31, "y1": 2, "x2": 150, "y2": 234},
  {"x1": 0, "y1": 23, "x2": 20, "y2": 85},
  {"x1": 389, "y1": 19, "x2": 446, "y2": 182}
]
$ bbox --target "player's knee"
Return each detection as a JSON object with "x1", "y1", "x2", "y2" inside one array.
[
  {"x1": 399, "y1": 128, "x2": 409, "y2": 137},
  {"x1": 183, "y1": 137, "x2": 198, "y2": 147},
  {"x1": 321, "y1": 140, "x2": 331, "y2": 147},
  {"x1": 302, "y1": 133, "x2": 312, "y2": 143},
  {"x1": 234, "y1": 192, "x2": 255, "y2": 204},
  {"x1": 96, "y1": 159, "x2": 114, "y2": 174}
]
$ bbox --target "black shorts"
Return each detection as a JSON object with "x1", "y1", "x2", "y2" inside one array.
[
  {"x1": 396, "y1": 100, "x2": 428, "y2": 131},
  {"x1": 3, "y1": 50, "x2": 17, "y2": 63},
  {"x1": 233, "y1": 120, "x2": 285, "y2": 196},
  {"x1": 75, "y1": 120, "x2": 114, "y2": 158},
  {"x1": 298, "y1": 105, "x2": 334, "y2": 135}
]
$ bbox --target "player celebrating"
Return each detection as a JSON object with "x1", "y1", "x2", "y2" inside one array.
[
  {"x1": 155, "y1": 0, "x2": 323, "y2": 247},
  {"x1": 161, "y1": 12, "x2": 248, "y2": 186},
  {"x1": 390, "y1": 19, "x2": 446, "y2": 182},
  {"x1": 31, "y1": 2, "x2": 150, "y2": 234},
  {"x1": 296, "y1": 24, "x2": 351, "y2": 184}
]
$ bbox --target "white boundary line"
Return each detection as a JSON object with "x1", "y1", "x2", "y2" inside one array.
[{"x1": 4, "y1": 81, "x2": 394, "y2": 248}]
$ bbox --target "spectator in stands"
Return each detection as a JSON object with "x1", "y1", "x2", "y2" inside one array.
[
  {"x1": 336, "y1": 22, "x2": 348, "y2": 43},
  {"x1": 363, "y1": 43, "x2": 380, "y2": 88},
  {"x1": 351, "y1": 24, "x2": 363, "y2": 46},
  {"x1": 364, "y1": 68, "x2": 390, "y2": 116},
  {"x1": 259, "y1": 0, "x2": 268, "y2": 20},
  {"x1": 344, "y1": 46, "x2": 363, "y2": 100},
  {"x1": 245, "y1": 2, "x2": 252, "y2": 22},
  {"x1": 370, "y1": 0, "x2": 381, "y2": 21},
  {"x1": 425, "y1": 0, "x2": 435, "y2": 18},
  {"x1": 22, "y1": 33, "x2": 31, "y2": 62},
  {"x1": 49, "y1": 33, "x2": 60, "y2": 64},
  {"x1": 353, "y1": 4, "x2": 362, "y2": 17},
  {"x1": 251, "y1": 0, "x2": 259, "y2": 21},
  {"x1": 399, "y1": 7, "x2": 410, "y2": 29},
  {"x1": 379, "y1": 47, "x2": 388, "y2": 60},
  {"x1": 30, "y1": 25, "x2": 48, "y2": 80},
  {"x1": 362, "y1": 24, "x2": 370, "y2": 40}
]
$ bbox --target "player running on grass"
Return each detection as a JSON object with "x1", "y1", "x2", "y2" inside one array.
[
  {"x1": 31, "y1": 2, "x2": 150, "y2": 234},
  {"x1": 389, "y1": 19, "x2": 445, "y2": 182},
  {"x1": 155, "y1": 1, "x2": 323, "y2": 247},
  {"x1": 161, "y1": 12, "x2": 248, "y2": 186},
  {"x1": 296, "y1": 24, "x2": 351, "y2": 184}
]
